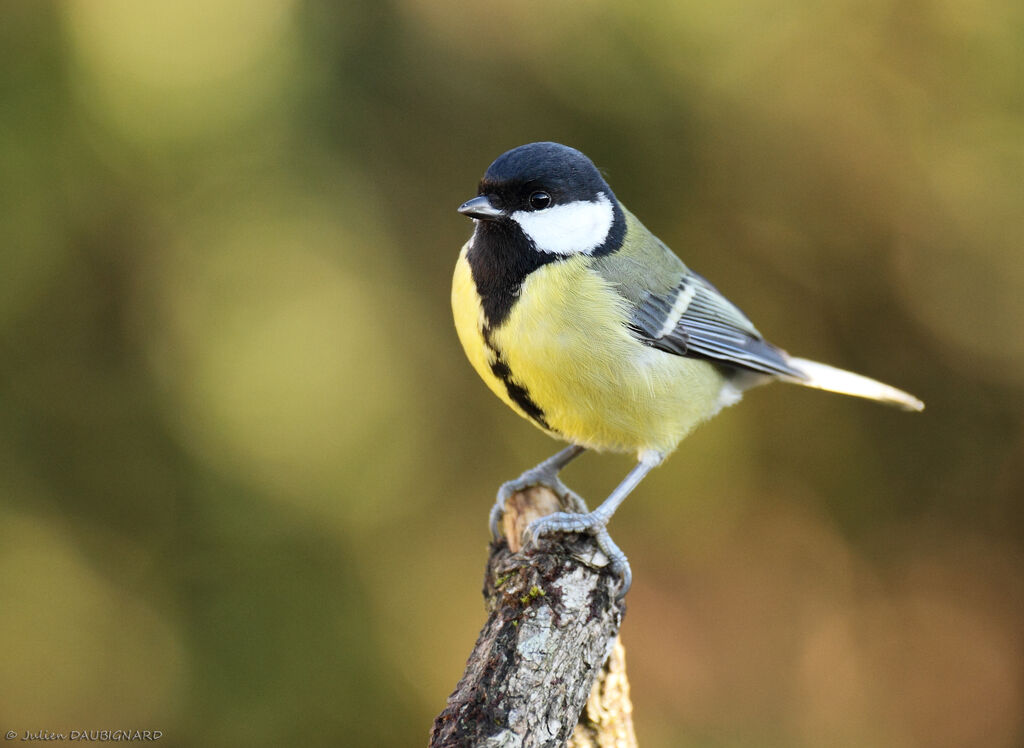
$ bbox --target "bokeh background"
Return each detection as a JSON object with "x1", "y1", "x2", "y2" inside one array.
[{"x1": 2, "y1": 1, "x2": 1022, "y2": 746}]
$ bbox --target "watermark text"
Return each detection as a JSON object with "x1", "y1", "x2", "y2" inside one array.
[{"x1": 5, "y1": 730, "x2": 162, "y2": 742}]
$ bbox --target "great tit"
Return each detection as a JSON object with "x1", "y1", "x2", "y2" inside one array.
[{"x1": 452, "y1": 142, "x2": 923, "y2": 594}]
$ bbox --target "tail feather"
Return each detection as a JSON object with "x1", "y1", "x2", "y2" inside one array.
[{"x1": 782, "y1": 357, "x2": 924, "y2": 412}]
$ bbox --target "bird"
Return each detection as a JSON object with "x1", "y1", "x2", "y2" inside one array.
[{"x1": 451, "y1": 141, "x2": 923, "y2": 595}]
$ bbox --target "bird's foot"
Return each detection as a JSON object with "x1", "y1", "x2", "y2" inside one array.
[
  {"x1": 489, "y1": 467, "x2": 589, "y2": 540},
  {"x1": 527, "y1": 510, "x2": 632, "y2": 598}
]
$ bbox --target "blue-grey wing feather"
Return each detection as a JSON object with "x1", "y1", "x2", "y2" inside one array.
[{"x1": 629, "y1": 272, "x2": 806, "y2": 378}]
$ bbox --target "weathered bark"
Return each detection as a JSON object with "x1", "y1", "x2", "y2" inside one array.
[
  {"x1": 430, "y1": 486, "x2": 637, "y2": 748},
  {"x1": 568, "y1": 638, "x2": 635, "y2": 748}
]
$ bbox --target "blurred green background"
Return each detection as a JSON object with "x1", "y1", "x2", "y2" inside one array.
[{"x1": 1, "y1": 1, "x2": 1022, "y2": 746}]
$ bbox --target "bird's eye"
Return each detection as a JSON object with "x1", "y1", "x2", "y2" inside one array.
[{"x1": 528, "y1": 191, "x2": 551, "y2": 210}]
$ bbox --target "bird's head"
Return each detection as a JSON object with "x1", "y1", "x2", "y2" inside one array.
[{"x1": 458, "y1": 142, "x2": 624, "y2": 257}]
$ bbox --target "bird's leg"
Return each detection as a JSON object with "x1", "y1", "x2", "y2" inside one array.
[
  {"x1": 490, "y1": 444, "x2": 588, "y2": 538},
  {"x1": 527, "y1": 451, "x2": 664, "y2": 597}
]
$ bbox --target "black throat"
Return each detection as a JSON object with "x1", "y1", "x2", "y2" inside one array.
[
  {"x1": 465, "y1": 219, "x2": 560, "y2": 330},
  {"x1": 466, "y1": 205, "x2": 626, "y2": 331}
]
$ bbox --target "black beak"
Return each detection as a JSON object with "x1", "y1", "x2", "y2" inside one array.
[{"x1": 458, "y1": 195, "x2": 504, "y2": 220}]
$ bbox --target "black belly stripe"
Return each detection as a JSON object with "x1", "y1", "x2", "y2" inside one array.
[
  {"x1": 464, "y1": 205, "x2": 625, "y2": 435},
  {"x1": 482, "y1": 333, "x2": 553, "y2": 433},
  {"x1": 489, "y1": 358, "x2": 551, "y2": 431}
]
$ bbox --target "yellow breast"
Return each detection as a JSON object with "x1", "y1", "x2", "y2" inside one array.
[{"x1": 452, "y1": 243, "x2": 725, "y2": 456}]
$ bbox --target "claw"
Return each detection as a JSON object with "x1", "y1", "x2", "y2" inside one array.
[
  {"x1": 488, "y1": 500, "x2": 506, "y2": 541},
  {"x1": 592, "y1": 526, "x2": 632, "y2": 599},
  {"x1": 527, "y1": 510, "x2": 594, "y2": 540},
  {"x1": 489, "y1": 446, "x2": 655, "y2": 600},
  {"x1": 489, "y1": 447, "x2": 589, "y2": 540},
  {"x1": 526, "y1": 511, "x2": 632, "y2": 598}
]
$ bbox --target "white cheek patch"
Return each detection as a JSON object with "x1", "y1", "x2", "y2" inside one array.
[{"x1": 510, "y1": 192, "x2": 614, "y2": 256}]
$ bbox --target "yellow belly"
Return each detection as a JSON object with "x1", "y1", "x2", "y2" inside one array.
[{"x1": 452, "y1": 245, "x2": 725, "y2": 456}]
